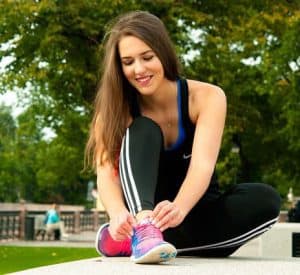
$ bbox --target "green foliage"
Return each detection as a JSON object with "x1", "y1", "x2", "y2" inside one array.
[
  {"x1": 0, "y1": 105, "x2": 19, "y2": 201},
  {"x1": 183, "y1": 1, "x2": 300, "y2": 197},
  {"x1": 0, "y1": 1, "x2": 299, "y2": 203}
]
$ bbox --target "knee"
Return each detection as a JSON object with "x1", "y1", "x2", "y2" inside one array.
[
  {"x1": 242, "y1": 183, "x2": 281, "y2": 220},
  {"x1": 256, "y1": 183, "x2": 280, "y2": 217},
  {"x1": 129, "y1": 116, "x2": 163, "y2": 145}
]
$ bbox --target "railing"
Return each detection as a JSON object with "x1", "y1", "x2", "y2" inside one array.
[
  {"x1": 61, "y1": 211, "x2": 76, "y2": 233},
  {"x1": 0, "y1": 209, "x2": 108, "y2": 240},
  {"x1": 0, "y1": 211, "x2": 21, "y2": 240},
  {"x1": 80, "y1": 211, "x2": 94, "y2": 231}
]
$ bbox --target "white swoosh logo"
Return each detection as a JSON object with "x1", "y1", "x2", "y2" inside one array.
[{"x1": 183, "y1": 153, "x2": 192, "y2": 159}]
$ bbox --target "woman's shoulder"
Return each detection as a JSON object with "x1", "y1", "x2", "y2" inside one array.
[
  {"x1": 186, "y1": 79, "x2": 225, "y2": 98},
  {"x1": 186, "y1": 79, "x2": 226, "y2": 121}
]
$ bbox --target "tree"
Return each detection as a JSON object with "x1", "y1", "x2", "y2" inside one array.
[
  {"x1": 0, "y1": 0, "x2": 299, "y2": 203},
  {"x1": 0, "y1": 105, "x2": 19, "y2": 201},
  {"x1": 181, "y1": 1, "x2": 300, "y2": 198}
]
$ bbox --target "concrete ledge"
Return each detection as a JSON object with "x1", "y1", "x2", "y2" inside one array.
[
  {"x1": 7, "y1": 225, "x2": 300, "y2": 275},
  {"x1": 261, "y1": 222, "x2": 300, "y2": 257},
  {"x1": 10, "y1": 256, "x2": 300, "y2": 275}
]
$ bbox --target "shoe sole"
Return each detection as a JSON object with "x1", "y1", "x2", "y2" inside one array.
[
  {"x1": 131, "y1": 242, "x2": 177, "y2": 264},
  {"x1": 95, "y1": 223, "x2": 109, "y2": 256}
]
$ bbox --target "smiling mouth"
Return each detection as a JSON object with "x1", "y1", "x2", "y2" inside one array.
[{"x1": 136, "y1": 75, "x2": 153, "y2": 85}]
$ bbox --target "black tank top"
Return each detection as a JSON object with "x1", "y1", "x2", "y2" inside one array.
[{"x1": 132, "y1": 78, "x2": 220, "y2": 202}]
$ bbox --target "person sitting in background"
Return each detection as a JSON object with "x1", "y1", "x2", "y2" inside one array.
[{"x1": 44, "y1": 203, "x2": 69, "y2": 240}]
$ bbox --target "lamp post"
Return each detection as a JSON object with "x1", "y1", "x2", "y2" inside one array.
[
  {"x1": 231, "y1": 144, "x2": 240, "y2": 154},
  {"x1": 231, "y1": 144, "x2": 240, "y2": 185},
  {"x1": 287, "y1": 187, "x2": 294, "y2": 203}
]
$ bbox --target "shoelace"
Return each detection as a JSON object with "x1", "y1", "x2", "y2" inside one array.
[{"x1": 134, "y1": 221, "x2": 163, "y2": 243}]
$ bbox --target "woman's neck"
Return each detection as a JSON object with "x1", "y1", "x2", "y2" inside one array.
[{"x1": 138, "y1": 79, "x2": 177, "y2": 112}]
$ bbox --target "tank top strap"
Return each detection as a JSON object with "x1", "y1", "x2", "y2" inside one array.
[{"x1": 179, "y1": 78, "x2": 195, "y2": 135}]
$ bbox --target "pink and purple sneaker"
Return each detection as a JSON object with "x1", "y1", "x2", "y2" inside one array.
[
  {"x1": 131, "y1": 219, "x2": 177, "y2": 264},
  {"x1": 95, "y1": 223, "x2": 132, "y2": 257}
]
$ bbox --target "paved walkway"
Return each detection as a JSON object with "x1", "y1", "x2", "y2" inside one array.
[
  {"x1": 3, "y1": 230, "x2": 300, "y2": 275},
  {"x1": 9, "y1": 255, "x2": 300, "y2": 275},
  {"x1": 0, "y1": 231, "x2": 259, "y2": 254},
  {"x1": 1, "y1": 231, "x2": 97, "y2": 248}
]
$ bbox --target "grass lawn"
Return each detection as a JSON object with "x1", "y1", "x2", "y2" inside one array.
[{"x1": 0, "y1": 246, "x2": 99, "y2": 274}]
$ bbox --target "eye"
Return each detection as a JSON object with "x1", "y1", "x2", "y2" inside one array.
[
  {"x1": 122, "y1": 60, "x2": 133, "y2": 66},
  {"x1": 121, "y1": 58, "x2": 133, "y2": 66},
  {"x1": 143, "y1": 55, "x2": 154, "y2": 61}
]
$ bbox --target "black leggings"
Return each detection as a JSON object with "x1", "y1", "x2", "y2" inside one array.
[{"x1": 119, "y1": 117, "x2": 281, "y2": 257}]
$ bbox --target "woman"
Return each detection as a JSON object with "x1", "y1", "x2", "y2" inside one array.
[{"x1": 86, "y1": 11, "x2": 281, "y2": 264}]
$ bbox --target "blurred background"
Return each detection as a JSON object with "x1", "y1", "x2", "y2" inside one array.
[{"x1": 0, "y1": 0, "x2": 299, "y2": 210}]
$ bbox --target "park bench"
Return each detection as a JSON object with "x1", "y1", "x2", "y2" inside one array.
[{"x1": 34, "y1": 215, "x2": 60, "y2": 241}]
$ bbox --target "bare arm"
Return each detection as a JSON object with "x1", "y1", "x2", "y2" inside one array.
[
  {"x1": 97, "y1": 160, "x2": 136, "y2": 239},
  {"x1": 174, "y1": 85, "x2": 226, "y2": 215},
  {"x1": 152, "y1": 83, "x2": 226, "y2": 230},
  {"x1": 97, "y1": 162, "x2": 125, "y2": 216}
]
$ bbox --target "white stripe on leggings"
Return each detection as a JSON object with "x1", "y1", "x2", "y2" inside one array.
[
  {"x1": 177, "y1": 216, "x2": 278, "y2": 252},
  {"x1": 119, "y1": 136, "x2": 135, "y2": 214},
  {"x1": 125, "y1": 129, "x2": 142, "y2": 214},
  {"x1": 120, "y1": 129, "x2": 142, "y2": 215}
]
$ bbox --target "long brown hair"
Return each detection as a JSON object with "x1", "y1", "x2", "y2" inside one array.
[{"x1": 85, "y1": 11, "x2": 181, "y2": 170}]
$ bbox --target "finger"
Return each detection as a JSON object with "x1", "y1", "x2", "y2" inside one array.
[
  {"x1": 155, "y1": 217, "x2": 168, "y2": 230},
  {"x1": 156, "y1": 208, "x2": 178, "y2": 229},
  {"x1": 152, "y1": 201, "x2": 169, "y2": 217},
  {"x1": 122, "y1": 221, "x2": 134, "y2": 237},
  {"x1": 118, "y1": 217, "x2": 134, "y2": 235},
  {"x1": 152, "y1": 201, "x2": 171, "y2": 221},
  {"x1": 127, "y1": 214, "x2": 137, "y2": 227},
  {"x1": 110, "y1": 228, "x2": 127, "y2": 241},
  {"x1": 114, "y1": 232, "x2": 129, "y2": 241},
  {"x1": 118, "y1": 226, "x2": 133, "y2": 240},
  {"x1": 116, "y1": 226, "x2": 128, "y2": 236},
  {"x1": 153, "y1": 203, "x2": 174, "y2": 224},
  {"x1": 159, "y1": 212, "x2": 180, "y2": 232}
]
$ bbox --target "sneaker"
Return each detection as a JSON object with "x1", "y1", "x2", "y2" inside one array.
[
  {"x1": 131, "y1": 219, "x2": 177, "y2": 264},
  {"x1": 95, "y1": 223, "x2": 132, "y2": 257}
]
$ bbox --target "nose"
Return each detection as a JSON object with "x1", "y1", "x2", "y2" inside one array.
[{"x1": 134, "y1": 60, "x2": 146, "y2": 74}]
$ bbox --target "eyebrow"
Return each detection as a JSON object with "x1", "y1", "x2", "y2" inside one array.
[{"x1": 120, "y1": 50, "x2": 154, "y2": 60}]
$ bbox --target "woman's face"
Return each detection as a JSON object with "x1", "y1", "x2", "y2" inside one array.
[{"x1": 118, "y1": 35, "x2": 165, "y2": 95}]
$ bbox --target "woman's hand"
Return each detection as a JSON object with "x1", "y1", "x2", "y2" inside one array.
[
  {"x1": 108, "y1": 209, "x2": 136, "y2": 240},
  {"x1": 151, "y1": 200, "x2": 185, "y2": 232}
]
